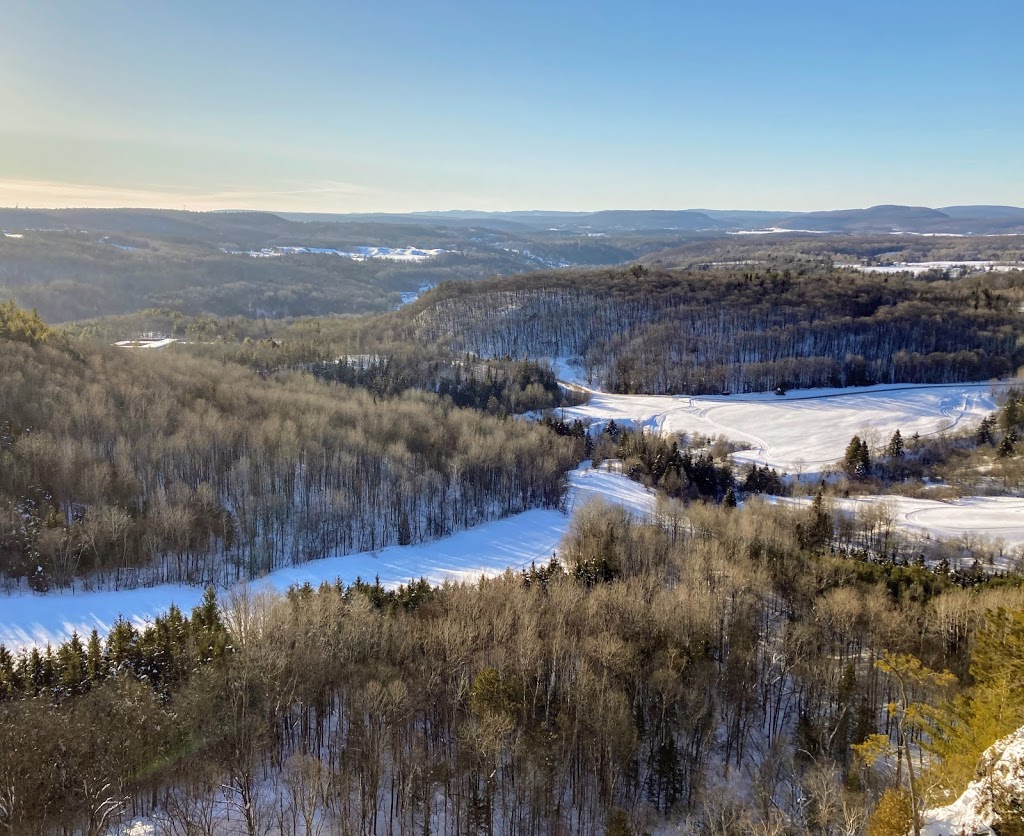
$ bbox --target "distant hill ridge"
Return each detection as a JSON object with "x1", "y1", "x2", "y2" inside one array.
[{"x1": 2, "y1": 204, "x2": 1023, "y2": 235}]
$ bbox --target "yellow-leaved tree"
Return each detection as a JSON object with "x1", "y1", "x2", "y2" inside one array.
[
  {"x1": 0, "y1": 300, "x2": 50, "y2": 345},
  {"x1": 925, "y1": 607, "x2": 1024, "y2": 830},
  {"x1": 856, "y1": 652, "x2": 957, "y2": 836}
]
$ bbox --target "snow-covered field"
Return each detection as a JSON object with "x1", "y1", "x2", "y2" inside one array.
[
  {"x1": 771, "y1": 494, "x2": 1024, "y2": 566},
  {"x1": 0, "y1": 465, "x2": 656, "y2": 653},
  {"x1": 556, "y1": 382, "x2": 1004, "y2": 474},
  {"x1": 729, "y1": 227, "x2": 834, "y2": 235},
  {"x1": 221, "y1": 245, "x2": 446, "y2": 261},
  {"x1": 398, "y1": 283, "x2": 436, "y2": 307},
  {"x1": 837, "y1": 260, "x2": 1021, "y2": 275},
  {"x1": 112, "y1": 337, "x2": 178, "y2": 349}
]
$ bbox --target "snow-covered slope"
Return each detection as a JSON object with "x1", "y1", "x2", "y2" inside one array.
[
  {"x1": 921, "y1": 725, "x2": 1024, "y2": 835},
  {"x1": 0, "y1": 465, "x2": 656, "y2": 652},
  {"x1": 557, "y1": 382, "x2": 1005, "y2": 474}
]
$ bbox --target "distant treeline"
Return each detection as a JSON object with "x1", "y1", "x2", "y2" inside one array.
[
  {"x1": 416, "y1": 265, "x2": 1024, "y2": 394},
  {"x1": 0, "y1": 219, "x2": 637, "y2": 323}
]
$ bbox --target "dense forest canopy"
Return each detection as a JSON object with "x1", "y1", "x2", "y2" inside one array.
[
  {"x1": 0, "y1": 316, "x2": 577, "y2": 590},
  {"x1": 4, "y1": 207, "x2": 1022, "y2": 325},
  {"x1": 1, "y1": 499, "x2": 1021, "y2": 834},
  {"x1": 414, "y1": 265, "x2": 1024, "y2": 394},
  {"x1": 0, "y1": 213, "x2": 639, "y2": 323},
  {"x1": 2, "y1": 227, "x2": 1024, "y2": 833}
]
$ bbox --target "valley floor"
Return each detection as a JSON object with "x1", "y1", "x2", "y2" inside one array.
[
  {"x1": 0, "y1": 464, "x2": 656, "y2": 652},
  {"x1": 5, "y1": 379, "x2": 1020, "y2": 653}
]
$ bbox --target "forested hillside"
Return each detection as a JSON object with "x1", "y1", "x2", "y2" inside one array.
[
  {"x1": 415, "y1": 265, "x2": 1024, "y2": 394},
  {"x1": 0, "y1": 232, "x2": 425, "y2": 321},
  {"x1": 1, "y1": 500, "x2": 1021, "y2": 834},
  {"x1": 0, "y1": 314, "x2": 576, "y2": 590},
  {"x1": 0, "y1": 212, "x2": 641, "y2": 323}
]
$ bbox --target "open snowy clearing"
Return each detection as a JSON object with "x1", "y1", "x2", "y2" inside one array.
[
  {"x1": 729, "y1": 227, "x2": 834, "y2": 235},
  {"x1": 770, "y1": 494, "x2": 1024, "y2": 567},
  {"x1": 0, "y1": 465, "x2": 656, "y2": 652},
  {"x1": 221, "y1": 244, "x2": 446, "y2": 261},
  {"x1": 556, "y1": 382, "x2": 1006, "y2": 474},
  {"x1": 837, "y1": 260, "x2": 1022, "y2": 275}
]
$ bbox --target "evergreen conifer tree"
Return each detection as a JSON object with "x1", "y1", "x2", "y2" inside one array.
[
  {"x1": 998, "y1": 429, "x2": 1018, "y2": 459},
  {"x1": 887, "y1": 429, "x2": 904, "y2": 459}
]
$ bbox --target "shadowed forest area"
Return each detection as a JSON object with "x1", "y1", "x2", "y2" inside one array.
[{"x1": 415, "y1": 265, "x2": 1024, "y2": 394}]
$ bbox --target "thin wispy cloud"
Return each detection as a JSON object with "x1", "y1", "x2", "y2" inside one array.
[{"x1": 0, "y1": 178, "x2": 374, "y2": 211}]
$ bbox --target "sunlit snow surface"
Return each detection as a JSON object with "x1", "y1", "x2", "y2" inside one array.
[
  {"x1": 557, "y1": 382, "x2": 1005, "y2": 474},
  {"x1": 837, "y1": 260, "x2": 1022, "y2": 275},
  {"x1": 222, "y1": 245, "x2": 446, "y2": 261},
  {"x1": 0, "y1": 465, "x2": 656, "y2": 652},
  {"x1": 2, "y1": 382, "x2": 1016, "y2": 651},
  {"x1": 770, "y1": 494, "x2": 1024, "y2": 566}
]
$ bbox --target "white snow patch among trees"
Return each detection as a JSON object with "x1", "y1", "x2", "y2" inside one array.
[
  {"x1": 774, "y1": 494, "x2": 1024, "y2": 568},
  {"x1": 222, "y1": 245, "x2": 446, "y2": 261}
]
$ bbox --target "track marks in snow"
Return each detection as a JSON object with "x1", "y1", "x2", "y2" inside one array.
[{"x1": 558, "y1": 381, "x2": 1009, "y2": 474}]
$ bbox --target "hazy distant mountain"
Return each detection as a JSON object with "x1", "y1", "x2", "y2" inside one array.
[
  {"x1": 939, "y1": 205, "x2": 1024, "y2": 220},
  {"x1": 3, "y1": 204, "x2": 1024, "y2": 238},
  {"x1": 764, "y1": 204, "x2": 1024, "y2": 234},
  {"x1": 0, "y1": 208, "x2": 294, "y2": 240},
  {"x1": 696, "y1": 209, "x2": 792, "y2": 227},
  {"x1": 773, "y1": 204, "x2": 950, "y2": 232}
]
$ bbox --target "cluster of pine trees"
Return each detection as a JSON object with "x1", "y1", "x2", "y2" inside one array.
[
  {"x1": 595, "y1": 425, "x2": 737, "y2": 502},
  {"x1": 835, "y1": 391, "x2": 1024, "y2": 489}
]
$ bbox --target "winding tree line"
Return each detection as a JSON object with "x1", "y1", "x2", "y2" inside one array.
[
  {"x1": 415, "y1": 266, "x2": 1024, "y2": 394},
  {"x1": 0, "y1": 501, "x2": 1022, "y2": 834},
  {"x1": 0, "y1": 317, "x2": 576, "y2": 590}
]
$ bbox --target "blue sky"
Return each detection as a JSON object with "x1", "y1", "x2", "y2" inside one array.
[{"x1": 1, "y1": 0, "x2": 1021, "y2": 212}]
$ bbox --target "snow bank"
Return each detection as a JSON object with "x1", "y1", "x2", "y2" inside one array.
[
  {"x1": 0, "y1": 465, "x2": 657, "y2": 652},
  {"x1": 557, "y1": 382, "x2": 1005, "y2": 474},
  {"x1": 837, "y1": 261, "x2": 1021, "y2": 275},
  {"x1": 921, "y1": 725, "x2": 1024, "y2": 835},
  {"x1": 729, "y1": 227, "x2": 835, "y2": 235}
]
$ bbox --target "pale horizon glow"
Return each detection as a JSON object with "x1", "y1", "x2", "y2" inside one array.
[{"x1": 1, "y1": 1, "x2": 1021, "y2": 214}]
